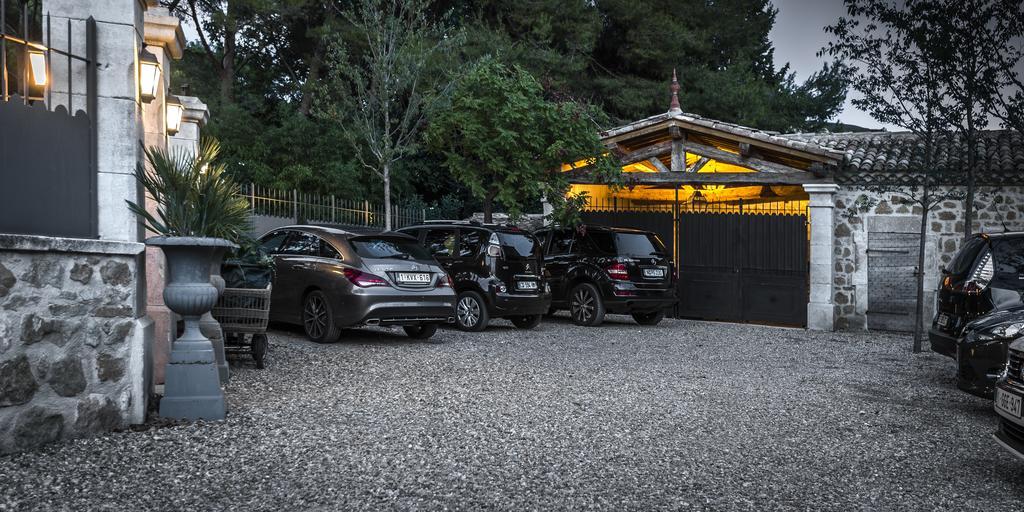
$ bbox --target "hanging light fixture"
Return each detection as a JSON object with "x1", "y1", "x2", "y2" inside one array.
[
  {"x1": 165, "y1": 95, "x2": 184, "y2": 135},
  {"x1": 691, "y1": 189, "x2": 708, "y2": 207},
  {"x1": 138, "y1": 48, "x2": 161, "y2": 103},
  {"x1": 28, "y1": 49, "x2": 46, "y2": 86}
]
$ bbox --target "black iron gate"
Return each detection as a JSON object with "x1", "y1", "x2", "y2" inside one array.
[
  {"x1": 677, "y1": 209, "x2": 808, "y2": 327},
  {"x1": 581, "y1": 200, "x2": 808, "y2": 327}
]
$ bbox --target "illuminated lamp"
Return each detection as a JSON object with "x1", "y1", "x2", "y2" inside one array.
[
  {"x1": 139, "y1": 48, "x2": 161, "y2": 103},
  {"x1": 28, "y1": 49, "x2": 46, "y2": 86},
  {"x1": 165, "y1": 95, "x2": 184, "y2": 135}
]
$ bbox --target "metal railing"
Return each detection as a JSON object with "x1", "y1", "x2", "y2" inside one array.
[
  {"x1": 241, "y1": 184, "x2": 426, "y2": 230},
  {"x1": 583, "y1": 195, "x2": 808, "y2": 216}
]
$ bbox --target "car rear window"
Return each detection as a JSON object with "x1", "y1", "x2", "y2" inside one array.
[
  {"x1": 992, "y1": 238, "x2": 1024, "y2": 275},
  {"x1": 946, "y1": 237, "x2": 988, "y2": 275},
  {"x1": 349, "y1": 236, "x2": 433, "y2": 261},
  {"x1": 498, "y1": 232, "x2": 540, "y2": 259},
  {"x1": 588, "y1": 232, "x2": 667, "y2": 257}
]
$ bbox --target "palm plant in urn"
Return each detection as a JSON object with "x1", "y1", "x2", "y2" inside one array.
[{"x1": 127, "y1": 139, "x2": 249, "y2": 420}]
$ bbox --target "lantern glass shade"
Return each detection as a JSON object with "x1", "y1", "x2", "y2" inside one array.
[
  {"x1": 166, "y1": 96, "x2": 184, "y2": 135},
  {"x1": 139, "y1": 49, "x2": 162, "y2": 103},
  {"x1": 28, "y1": 50, "x2": 47, "y2": 87}
]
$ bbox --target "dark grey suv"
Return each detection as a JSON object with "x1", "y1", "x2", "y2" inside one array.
[{"x1": 258, "y1": 226, "x2": 456, "y2": 342}]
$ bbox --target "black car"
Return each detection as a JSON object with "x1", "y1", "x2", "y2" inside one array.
[
  {"x1": 535, "y1": 225, "x2": 677, "y2": 326},
  {"x1": 994, "y1": 337, "x2": 1024, "y2": 460},
  {"x1": 956, "y1": 307, "x2": 1024, "y2": 398},
  {"x1": 258, "y1": 226, "x2": 456, "y2": 342},
  {"x1": 396, "y1": 221, "x2": 552, "y2": 331},
  {"x1": 930, "y1": 232, "x2": 1024, "y2": 357}
]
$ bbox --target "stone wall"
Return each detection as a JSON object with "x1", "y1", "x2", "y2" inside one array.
[
  {"x1": 0, "y1": 235, "x2": 150, "y2": 453},
  {"x1": 831, "y1": 185, "x2": 1024, "y2": 330}
]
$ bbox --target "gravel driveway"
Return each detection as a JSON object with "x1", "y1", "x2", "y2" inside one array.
[{"x1": 2, "y1": 315, "x2": 1023, "y2": 511}]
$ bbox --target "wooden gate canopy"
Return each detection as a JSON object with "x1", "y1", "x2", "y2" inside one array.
[{"x1": 564, "y1": 110, "x2": 846, "y2": 186}]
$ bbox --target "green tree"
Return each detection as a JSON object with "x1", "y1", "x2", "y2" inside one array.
[
  {"x1": 317, "y1": 0, "x2": 458, "y2": 230},
  {"x1": 426, "y1": 57, "x2": 617, "y2": 223},
  {"x1": 824, "y1": 0, "x2": 962, "y2": 352}
]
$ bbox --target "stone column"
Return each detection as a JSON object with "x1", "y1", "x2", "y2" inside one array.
[
  {"x1": 168, "y1": 96, "x2": 209, "y2": 154},
  {"x1": 42, "y1": 0, "x2": 147, "y2": 243},
  {"x1": 804, "y1": 183, "x2": 839, "y2": 331},
  {"x1": 140, "y1": 7, "x2": 185, "y2": 385},
  {"x1": 40, "y1": 0, "x2": 158, "y2": 424}
]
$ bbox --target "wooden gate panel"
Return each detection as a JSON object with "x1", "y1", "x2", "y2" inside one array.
[{"x1": 867, "y1": 232, "x2": 919, "y2": 331}]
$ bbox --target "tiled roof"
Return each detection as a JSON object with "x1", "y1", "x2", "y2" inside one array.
[
  {"x1": 783, "y1": 130, "x2": 1024, "y2": 184},
  {"x1": 601, "y1": 112, "x2": 846, "y2": 161}
]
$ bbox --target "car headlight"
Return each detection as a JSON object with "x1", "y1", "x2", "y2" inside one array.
[{"x1": 981, "y1": 322, "x2": 1024, "y2": 340}]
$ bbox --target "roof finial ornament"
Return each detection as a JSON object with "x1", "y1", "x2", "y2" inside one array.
[{"x1": 669, "y1": 68, "x2": 682, "y2": 114}]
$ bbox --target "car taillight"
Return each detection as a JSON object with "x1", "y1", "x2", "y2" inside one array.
[
  {"x1": 606, "y1": 262, "x2": 629, "y2": 280},
  {"x1": 437, "y1": 274, "x2": 453, "y2": 287},
  {"x1": 964, "y1": 252, "x2": 994, "y2": 294},
  {"x1": 343, "y1": 268, "x2": 389, "y2": 287},
  {"x1": 487, "y1": 244, "x2": 503, "y2": 258}
]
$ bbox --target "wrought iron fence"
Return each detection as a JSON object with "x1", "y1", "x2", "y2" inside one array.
[
  {"x1": 583, "y1": 194, "x2": 808, "y2": 216},
  {"x1": 1, "y1": 2, "x2": 98, "y2": 238},
  {"x1": 241, "y1": 184, "x2": 426, "y2": 231}
]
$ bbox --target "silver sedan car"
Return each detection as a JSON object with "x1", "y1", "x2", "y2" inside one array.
[{"x1": 259, "y1": 226, "x2": 456, "y2": 342}]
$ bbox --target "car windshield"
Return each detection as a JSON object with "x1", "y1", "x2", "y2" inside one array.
[
  {"x1": 588, "y1": 231, "x2": 666, "y2": 257},
  {"x1": 992, "y1": 238, "x2": 1024, "y2": 276},
  {"x1": 349, "y1": 236, "x2": 433, "y2": 261},
  {"x1": 498, "y1": 232, "x2": 540, "y2": 259},
  {"x1": 946, "y1": 237, "x2": 988, "y2": 275}
]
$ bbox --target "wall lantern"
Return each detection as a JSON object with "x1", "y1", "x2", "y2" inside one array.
[
  {"x1": 139, "y1": 48, "x2": 162, "y2": 103},
  {"x1": 165, "y1": 95, "x2": 184, "y2": 135},
  {"x1": 690, "y1": 189, "x2": 708, "y2": 209},
  {"x1": 28, "y1": 49, "x2": 47, "y2": 86}
]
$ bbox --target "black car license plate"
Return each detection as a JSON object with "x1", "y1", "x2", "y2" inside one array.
[
  {"x1": 517, "y1": 281, "x2": 538, "y2": 291},
  {"x1": 643, "y1": 268, "x2": 665, "y2": 278}
]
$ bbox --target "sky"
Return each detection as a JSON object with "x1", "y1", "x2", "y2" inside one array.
[{"x1": 768, "y1": 0, "x2": 901, "y2": 132}]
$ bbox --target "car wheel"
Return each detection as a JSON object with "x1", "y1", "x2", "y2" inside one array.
[
  {"x1": 569, "y1": 283, "x2": 605, "y2": 326},
  {"x1": 302, "y1": 290, "x2": 341, "y2": 343},
  {"x1": 403, "y1": 324, "x2": 438, "y2": 339},
  {"x1": 511, "y1": 314, "x2": 542, "y2": 329},
  {"x1": 455, "y1": 291, "x2": 489, "y2": 332},
  {"x1": 632, "y1": 310, "x2": 665, "y2": 326}
]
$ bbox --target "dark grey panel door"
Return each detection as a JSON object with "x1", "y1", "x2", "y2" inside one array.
[
  {"x1": 678, "y1": 212, "x2": 808, "y2": 327},
  {"x1": 867, "y1": 232, "x2": 919, "y2": 332}
]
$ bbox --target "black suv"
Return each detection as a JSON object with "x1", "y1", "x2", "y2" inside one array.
[
  {"x1": 930, "y1": 233, "x2": 1024, "y2": 357},
  {"x1": 535, "y1": 225, "x2": 677, "y2": 326},
  {"x1": 397, "y1": 221, "x2": 551, "y2": 331}
]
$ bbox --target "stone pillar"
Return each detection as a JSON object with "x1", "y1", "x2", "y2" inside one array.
[
  {"x1": 43, "y1": 0, "x2": 147, "y2": 243},
  {"x1": 168, "y1": 96, "x2": 209, "y2": 154},
  {"x1": 38, "y1": 0, "x2": 159, "y2": 427},
  {"x1": 140, "y1": 7, "x2": 185, "y2": 385},
  {"x1": 804, "y1": 183, "x2": 839, "y2": 331}
]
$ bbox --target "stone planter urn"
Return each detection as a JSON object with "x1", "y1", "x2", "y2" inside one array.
[
  {"x1": 200, "y1": 247, "x2": 230, "y2": 384},
  {"x1": 148, "y1": 236, "x2": 237, "y2": 421}
]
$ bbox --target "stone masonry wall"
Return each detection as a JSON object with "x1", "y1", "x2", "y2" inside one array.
[
  {"x1": 0, "y1": 236, "x2": 147, "y2": 453},
  {"x1": 832, "y1": 185, "x2": 1024, "y2": 330}
]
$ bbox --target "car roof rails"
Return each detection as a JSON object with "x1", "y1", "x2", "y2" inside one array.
[{"x1": 421, "y1": 219, "x2": 483, "y2": 226}]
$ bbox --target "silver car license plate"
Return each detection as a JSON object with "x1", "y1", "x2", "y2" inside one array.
[
  {"x1": 996, "y1": 388, "x2": 1023, "y2": 418},
  {"x1": 643, "y1": 268, "x2": 665, "y2": 278},
  {"x1": 517, "y1": 281, "x2": 538, "y2": 290},
  {"x1": 937, "y1": 313, "x2": 950, "y2": 327},
  {"x1": 396, "y1": 272, "x2": 431, "y2": 283}
]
